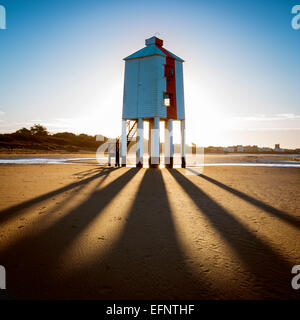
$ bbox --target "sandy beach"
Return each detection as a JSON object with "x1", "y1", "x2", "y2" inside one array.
[{"x1": 0, "y1": 163, "x2": 299, "y2": 299}]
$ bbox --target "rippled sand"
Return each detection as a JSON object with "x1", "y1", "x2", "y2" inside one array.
[{"x1": 0, "y1": 164, "x2": 299, "y2": 299}]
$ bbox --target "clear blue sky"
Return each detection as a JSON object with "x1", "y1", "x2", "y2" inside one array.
[{"x1": 0, "y1": 0, "x2": 299, "y2": 148}]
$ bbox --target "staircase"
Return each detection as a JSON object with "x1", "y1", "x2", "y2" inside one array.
[
  {"x1": 126, "y1": 120, "x2": 137, "y2": 146},
  {"x1": 114, "y1": 120, "x2": 137, "y2": 167}
]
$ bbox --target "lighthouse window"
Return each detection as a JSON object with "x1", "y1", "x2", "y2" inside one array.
[{"x1": 163, "y1": 93, "x2": 170, "y2": 107}]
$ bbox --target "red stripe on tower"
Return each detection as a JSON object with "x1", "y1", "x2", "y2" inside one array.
[{"x1": 155, "y1": 40, "x2": 177, "y2": 119}]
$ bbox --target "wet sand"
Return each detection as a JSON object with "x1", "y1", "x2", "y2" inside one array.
[{"x1": 0, "y1": 164, "x2": 299, "y2": 299}]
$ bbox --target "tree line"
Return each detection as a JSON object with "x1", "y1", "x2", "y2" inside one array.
[{"x1": 0, "y1": 124, "x2": 107, "y2": 152}]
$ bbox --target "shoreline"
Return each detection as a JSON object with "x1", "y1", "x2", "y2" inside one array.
[{"x1": 0, "y1": 153, "x2": 299, "y2": 167}]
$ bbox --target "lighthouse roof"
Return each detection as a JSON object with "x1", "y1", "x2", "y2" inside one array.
[
  {"x1": 124, "y1": 37, "x2": 184, "y2": 62},
  {"x1": 124, "y1": 45, "x2": 167, "y2": 60},
  {"x1": 162, "y1": 49, "x2": 184, "y2": 62}
]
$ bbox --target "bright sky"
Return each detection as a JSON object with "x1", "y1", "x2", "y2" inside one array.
[{"x1": 0, "y1": 0, "x2": 299, "y2": 148}]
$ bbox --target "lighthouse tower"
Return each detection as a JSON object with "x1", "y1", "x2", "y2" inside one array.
[{"x1": 121, "y1": 36, "x2": 185, "y2": 168}]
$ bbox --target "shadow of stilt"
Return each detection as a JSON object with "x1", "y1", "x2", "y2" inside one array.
[
  {"x1": 168, "y1": 169, "x2": 297, "y2": 299},
  {"x1": 64, "y1": 169, "x2": 210, "y2": 299},
  {"x1": 72, "y1": 167, "x2": 104, "y2": 178},
  {"x1": 198, "y1": 173, "x2": 300, "y2": 230},
  {"x1": 42, "y1": 165, "x2": 113, "y2": 220},
  {"x1": 0, "y1": 168, "x2": 139, "y2": 299},
  {"x1": 0, "y1": 167, "x2": 118, "y2": 225}
]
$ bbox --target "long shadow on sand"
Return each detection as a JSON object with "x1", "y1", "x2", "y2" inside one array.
[
  {"x1": 197, "y1": 173, "x2": 300, "y2": 230},
  {"x1": 0, "y1": 167, "x2": 139, "y2": 299},
  {"x1": 2, "y1": 167, "x2": 298, "y2": 299},
  {"x1": 0, "y1": 166, "x2": 118, "y2": 225},
  {"x1": 168, "y1": 169, "x2": 297, "y2": 299},
  {"x1": 63, "y1": 168, "x2": 211, "y2": 299}
]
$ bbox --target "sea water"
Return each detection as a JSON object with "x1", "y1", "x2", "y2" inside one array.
[{"x1": 0, "y1": 156, "x2": 299, "y2": 168}]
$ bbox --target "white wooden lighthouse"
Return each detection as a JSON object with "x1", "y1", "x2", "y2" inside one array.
[{"x1": 121, "y1": 36, "x2": 185, "y2": 168}]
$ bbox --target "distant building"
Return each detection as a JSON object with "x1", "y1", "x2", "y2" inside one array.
[
  {"x1": 237, "y1": 145, "x2": 244, "y2": 152},
  {"x1": 244, "y1": 145, "x2": 259, "y2": 153},
  {"x1": 259, "y1": 147, "x2": 272, "y2": 152},
  {"x1": 207, "y1": 147, "x2": 217, "y2": 153},
  {"x1": 204, "y1": 144, "x2": 298, "y2": 154},
  {"x1": 274, "y1": 144, "x2": 283, "y2": 152},
  {"x1": 205, "y1": 146, "x2": 223, "y2": 153}
]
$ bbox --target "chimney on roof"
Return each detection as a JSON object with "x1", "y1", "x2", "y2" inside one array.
[{"x1": 145, "y1": 36, "x2": 163, "y2": 47}]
